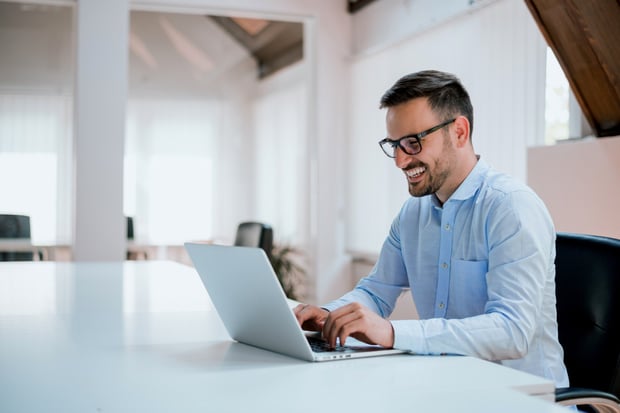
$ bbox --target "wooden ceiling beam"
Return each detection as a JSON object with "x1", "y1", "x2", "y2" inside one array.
[{"x1": 525, "y1": 0, "x2": 620, "y2": 137}]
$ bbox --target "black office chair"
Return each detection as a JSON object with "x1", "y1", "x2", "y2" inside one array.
[
  {"x1": 0, "y1": 214, "x2": 42, "y2": 261},
  {"x1": 126, "y1": 216, "x2": 148, "y2": 260},
  {"x1": 127, "y1": 216, "x2": 135, "y2": 241},
  {"x1": 234, "y1": 221, "x2": 273, "y2": 259},
  {"x1": 554, "y1": 232, "x2": 620, "y2": 413}
]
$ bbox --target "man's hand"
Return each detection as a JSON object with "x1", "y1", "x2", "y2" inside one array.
[
  {"x1": 322, "y1": 302, "x2": 395, "y2": 349},
  {"x1": 293, "y1": 303, "x2": 329, "y2": 332}
]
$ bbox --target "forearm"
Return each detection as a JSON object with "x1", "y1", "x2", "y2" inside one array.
[
  {"x1": 392, "y1": 312, "x2": 530, "y2": 360},
  {"x1": 322, "y1": 287, "x2": 384, "y2": 315},
  {"x1": 323, "y1": 275, "x2": 405, "y2": 318}
]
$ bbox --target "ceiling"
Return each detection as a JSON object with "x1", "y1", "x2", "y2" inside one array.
[
  {"x1": 209, "y1": 16, "x2": 303, "y2": 79},
  {"x1": 347, "y1": 0, "x2": 379, "y2": 13},
  {"x1": 1, "y1": 1, "x2": 378, "y2": 83},
  {"x1": 209, "y1": 1, "x2": 377, "y2": 79}
]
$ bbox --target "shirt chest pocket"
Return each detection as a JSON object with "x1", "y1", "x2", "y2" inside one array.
[{"x1": 450, "y1": 259, "x2": 489, "y2": 316}]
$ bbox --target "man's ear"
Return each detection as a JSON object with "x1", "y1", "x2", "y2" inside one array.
[{"x1": 453, "y1": 116, "x2": 470, "y2": 148}]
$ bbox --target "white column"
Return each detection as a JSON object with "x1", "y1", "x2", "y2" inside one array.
[{"x1": 73, "y1": 0, "x2": 129, "y2": 261}]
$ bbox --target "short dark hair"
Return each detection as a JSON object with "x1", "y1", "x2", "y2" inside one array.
[{"x1": 380, "y1": 70, "x2": 474, "y2": 138}]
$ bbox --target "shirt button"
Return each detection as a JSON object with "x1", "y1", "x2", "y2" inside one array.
[
  {"x1": 441, "y1": 262, "x2": 448, "y2": 269},
  {"x1": 444, "y1": 223, "x2": 450, "y2": 231},
  {"x1": 438, "y1": 302, "x2": 445, "y2": 309}
]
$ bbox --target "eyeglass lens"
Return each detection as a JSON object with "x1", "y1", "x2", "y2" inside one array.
[
  {"x1": 396, "y1": 138, "x2": 421, "y2": 156},
  {"x1": 381, "y1": 137, "x2": 421, "y2": 157}
]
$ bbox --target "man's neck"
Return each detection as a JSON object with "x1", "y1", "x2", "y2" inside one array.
[{"x1": 435, "y1": 154, "x2": 480, "y2": 205}]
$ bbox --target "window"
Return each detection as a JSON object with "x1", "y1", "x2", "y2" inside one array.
[
  {"x1": 544, "y1": 47, "x2": 570, "y2": 144},
  {"x1": 124, "y1": 99, "x2": 216, "y2": 244},
  {"x1": 0, "y1": 3, "x2": 74, "y2": 244}
]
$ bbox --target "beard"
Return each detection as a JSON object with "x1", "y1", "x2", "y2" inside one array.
[
  {"x1": 406, "y1": 133, "x2": 455, "y2": 198},
  {"x1": 407, "y1": 162, "x2": 450, "y2": 197}
]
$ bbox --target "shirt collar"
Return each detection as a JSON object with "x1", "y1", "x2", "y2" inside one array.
[{"x1": 445, "y1": 155, "x2": 489, "y2": 203}]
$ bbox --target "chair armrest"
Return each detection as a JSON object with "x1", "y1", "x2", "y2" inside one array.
[{"x1": 556, "y1": 387, "x2": 620, "y2": 413}]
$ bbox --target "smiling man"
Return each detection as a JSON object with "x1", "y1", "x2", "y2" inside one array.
[{"x1": 294, "y1": 70, "x2": 569, "y2": 387}]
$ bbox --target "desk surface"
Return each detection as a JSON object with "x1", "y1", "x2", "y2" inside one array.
[{"x1": 0, "y1": 261, "x2": 569, "y2": 412}]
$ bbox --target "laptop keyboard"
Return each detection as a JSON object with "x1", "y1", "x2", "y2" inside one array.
[{"x1": 307, "y1": 336, "x2": 350, "y2": 353}]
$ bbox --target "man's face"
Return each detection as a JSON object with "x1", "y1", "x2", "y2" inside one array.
[{"x1": 385, "y1": 98, "x2": 457, "y2": 202}]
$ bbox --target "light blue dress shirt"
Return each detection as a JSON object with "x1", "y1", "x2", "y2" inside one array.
[{"x1": 325, "y1": 158, "x2": 569, "y2": 387}]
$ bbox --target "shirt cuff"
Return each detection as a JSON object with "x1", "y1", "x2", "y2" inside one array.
[{"x1": 391, "y1": 319, "x2": 428, "y2": 354}]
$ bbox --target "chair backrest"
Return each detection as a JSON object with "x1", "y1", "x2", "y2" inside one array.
[
  {"x1": 555, "y1": 232, "x2": 620, "y2": 397},
  {"x1": 0, "y1": 214, "x2": 34, "y2": 261},
  {"x1": 0, "y1": 214, "x2": 31, "y2": 239},
  {"x1": 126, "y1": 216, "x2": 135, "y2": 240},
  {"x1": 234, "y1": 222, "x2": 273, "y2": 258}
]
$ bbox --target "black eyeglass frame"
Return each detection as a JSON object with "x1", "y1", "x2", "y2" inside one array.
[{"x1": 378, "y1": 118, "x2": 456, "y2": 158}]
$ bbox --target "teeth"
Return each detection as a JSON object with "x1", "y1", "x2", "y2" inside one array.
[{"x1": 406, "y1": 167, "x2": 425, "y2": 177}]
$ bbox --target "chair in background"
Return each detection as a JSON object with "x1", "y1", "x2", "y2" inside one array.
[
  {"x1": 0, "y1": 214, "x2": 43, "y2": 261},
  {"x1": 127, "y1": 216, "x2": 135, "y2": 241},
  {"x1": 554, "y1": 232, "x2": 620, "y2": 413},
  {"x1": 234, "y1": 221, "x2": 273, "y2": 259},
  {"x1": 126, "y1": 216, "x2": 148, "y2": 260}
]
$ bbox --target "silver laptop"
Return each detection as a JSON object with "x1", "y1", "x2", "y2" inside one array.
[{"x1": 185, "y1": 243, "x2": 406, "y2": 361}]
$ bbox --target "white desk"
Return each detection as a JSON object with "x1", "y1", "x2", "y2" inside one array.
[{"x1": 0, "y1": 262, "x2": 569, "y2": 412}]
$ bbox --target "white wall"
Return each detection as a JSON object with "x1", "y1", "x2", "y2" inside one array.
[
  {"x1": 352, "y1": 0, "x2": 496, "y2": 55},
  {"x1": 253, "y1": 62, "x2": 308, "y2": 246},
  {"x1": 0, "y1": 2, "x2": 73, "y2": 92},
  {"x1": 528, "y1": 137, "x2": 620, "y2": 239},
  {"x1": 73, "y1": 0, "x2": 129, "y2": 260}
]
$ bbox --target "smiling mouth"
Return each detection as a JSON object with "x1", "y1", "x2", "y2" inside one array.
[{"x1": 405, "y1": 166, "x2": 426, "y2": 180}]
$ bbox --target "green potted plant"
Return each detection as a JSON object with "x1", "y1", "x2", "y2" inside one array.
[{"x1": 268, "y1": 244, "x2": 306, "y2": 301}]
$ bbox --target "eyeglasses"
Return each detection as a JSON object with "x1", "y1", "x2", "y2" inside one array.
[{"x1": 378, "y1": 118, "x2": 456, "y2": 158}]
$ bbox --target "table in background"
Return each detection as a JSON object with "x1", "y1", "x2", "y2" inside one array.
[
  {"x1": 0, "y1": 239, "x2": 71, "y2": 261},
  {"x1": 0, "y1": 261, "x2": 570, "y2": 412}
]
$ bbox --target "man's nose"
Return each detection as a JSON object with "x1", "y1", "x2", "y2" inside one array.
[{"x1": 394, "y1": 147, "x2": 410, "y2": 169}]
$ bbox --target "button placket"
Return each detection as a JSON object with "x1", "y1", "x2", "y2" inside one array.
[{"x1": 435, "y1": 209, "x2": 454, "y2": 318}]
